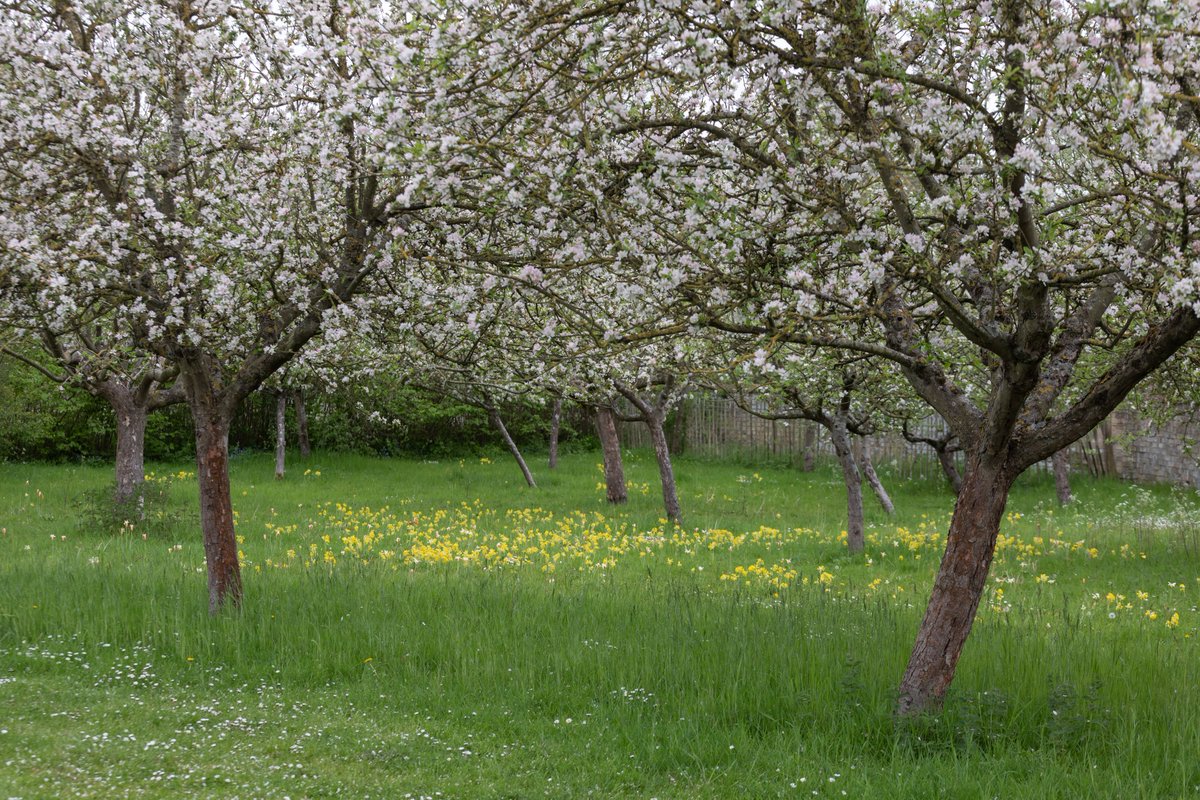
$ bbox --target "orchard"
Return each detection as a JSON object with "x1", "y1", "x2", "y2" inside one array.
[{"x1": 2, "y1": 2, "x2": 1199, "y2": 797}]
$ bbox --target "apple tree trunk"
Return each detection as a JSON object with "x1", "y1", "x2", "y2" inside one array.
[
  {"x1": 827, "y1": 418, "x2": 865, "y2": 554},
  {"x1": 295, "y1": 390, "x2": 311, "y2": 458},
  {"x1": 487, "y1": 405, "x2": 536, "y2": 487},
  {"x1": 802, "y1": 425, "x2": 817, "y2": 471},
  {"x1": 193, "y1": 407, "x2": 241, "y2": 613},
  {"x1": 182, "y1": 364, "x2": 243, "y2": 614},
  {"x1": 645, "y1": 410, "x2": 681, "y2": 523},
  {"x1": 106, "y1": 387, "x2": 149, "y2": 507},
  {"x1": 937, "y1": 447, "x2": 964, "y2": 495},
  {"x1": 548, "y1": 398, "x2": 562, "y2": 469},
  {"x1": 855, "y1": 438, "x2": 894, "y2": 514},
  {"x1": 274, "y1": 392, "x2": 286, "y2": 480},
  {"x1": 896, "y1": 455, "x2": 1014, "y2": 715},
  {"x1": 595, "y1": 405, "x2": 627, "y2": 504}
]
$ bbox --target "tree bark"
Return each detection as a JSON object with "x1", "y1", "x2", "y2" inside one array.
[
  {"x1": 1052, "y1": 449, "x2": 1073, "y2": 506},
  {"x1": 192, "y1": 406, "x2": 242, "y2": 613},
  {"x1": 595, "y1": 405, "x2": 627, "y2": 504},
  {"x1": 274, "y1": 391, "x2": 287, "y2": 480},
  {"x1": 937, "y1": 447, "x2": 963, "y2": 495},
  {"x1": 105, "y1": 387, "x2": 149, "y2": 507},
  {"x1": 828, "y1": 419, "x2": 865, "y2": 554},
  {"x1": 645, "y1": 410, "x2": 682, "y2": 523},
  {"x1": 295, "y1": 389, "x2": 311, "y2": 458},
  {"x1": 487, "y1": 405, "x2": 536, "y2": 487},
  {"x1": 548, "y1": 397, "x2": 562, "y2": 469},
  {"x1": 802, "y1": 424, "x2": 817, "y2": 471},
  {"x1": 896, "y1": 456, "x2": 1015, "y2": 715},
  {"x1": 854, "y1": 438, "x2": 894, "y2": 514},
  {"x1": 182, "y1": 362, "x2": 243, "y2": 614}
]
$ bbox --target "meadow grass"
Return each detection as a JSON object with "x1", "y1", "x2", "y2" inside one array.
[{"x1": 1, "y1": 449, "x2": 1199, "y2": 798}]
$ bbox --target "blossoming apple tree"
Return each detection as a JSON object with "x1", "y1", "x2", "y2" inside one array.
[
  {"x1": 0, "y1": 0, "x2": 490, "y2": 611},
  {"x1": 0, "y1": 301, "x2": 183, "y2": 505},
  {"x1": 518, "y1": 0, "x2": 1200, "y2": 714}
]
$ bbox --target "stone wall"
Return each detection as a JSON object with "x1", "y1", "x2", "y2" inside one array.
[{"x1": 1106, "y1": 408, "x2": 1200, "y2": 489}]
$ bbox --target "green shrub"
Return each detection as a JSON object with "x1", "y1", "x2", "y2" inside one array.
[
  {"x1": 73, "y1": 479, "x2": 187, "y2": 538},
  {"x1": 0, "y1": 356, "x2": 112, "y2": 461}
]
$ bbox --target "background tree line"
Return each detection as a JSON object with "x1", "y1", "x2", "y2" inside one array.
[{"x1": 0, "y1": 349, "x2": 582, "y2": 462}]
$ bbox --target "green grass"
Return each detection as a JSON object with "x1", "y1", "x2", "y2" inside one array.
[{"x1": 2, "y1": 450, "x2": 1199, "y2": 798}]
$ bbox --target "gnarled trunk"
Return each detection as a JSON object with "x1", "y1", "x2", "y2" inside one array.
[
  {"x1": 548, "y1": 397, "x2": 562, "y2": 469},
  {"x1": 896, "y1": 456, "x2": 1015, "y2": 715},
  {"x1": 854, "y1": 438, "x2": 894, "y2": 514},
  {"x1": 487, "y1": 405, "x2": 536, "y2": 487},
  {"x1": 828, "y1": 419, "x2": 864, "y2": 554},
  {"x1": 1052, "y1": 449, "x2": 1072, "y2": 506},
  {"x1": 274, "y1": 392, "x2": 287, "y2": 480},
  {"x1": 295, "y1": 389, "x2": 311, "y2": 458},
  {"x1": 595, "y1": 405, "x2": 627, "y2": 504}
]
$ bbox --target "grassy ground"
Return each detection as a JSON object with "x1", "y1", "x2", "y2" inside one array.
[{"x1": 2, "y1": 449, "x2": 1199, "y2": 798}]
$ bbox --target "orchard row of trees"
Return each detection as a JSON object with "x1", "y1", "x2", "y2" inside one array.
[{"x1": 2, "y1": 0, "x2": 1199, "y2": 715}]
